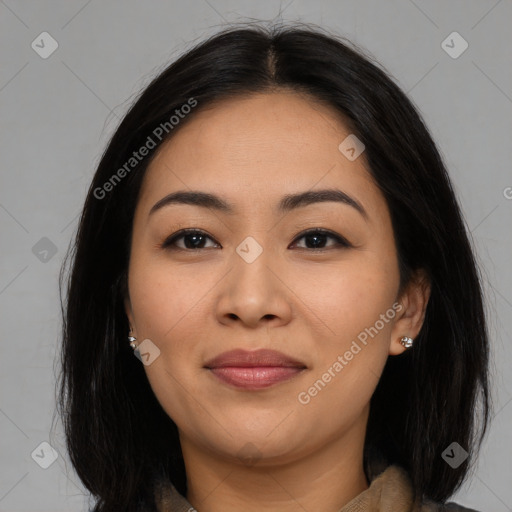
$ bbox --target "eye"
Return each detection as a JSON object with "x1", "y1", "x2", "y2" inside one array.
[
  {"x1": 290, "y1": 229, "x2": 351, "y2": 251},
  {"x1": 161, "y1": 229, "x2": 219, "y2": 250},
  {"x1": 161, "y1": 228, "x2": 351, "y2": 251}
]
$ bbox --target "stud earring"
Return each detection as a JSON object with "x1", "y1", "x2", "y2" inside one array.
[
  {"x1": 400, "y1": 336, "x2": 414, "y2": 348},
  {"x1": 128, "y1": 328, "x2": 137, "y2": 349}
]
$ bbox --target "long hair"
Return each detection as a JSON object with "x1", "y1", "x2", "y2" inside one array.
[{"x1": 57, "y1": 22, "x2": 491, "y2": 511}]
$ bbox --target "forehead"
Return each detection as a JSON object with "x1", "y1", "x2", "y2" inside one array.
[{"x1": 137, "y1": 91, "x2": 382, "y2": 217}]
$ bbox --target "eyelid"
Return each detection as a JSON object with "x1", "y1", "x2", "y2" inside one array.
[
  {"x1": 161, "y1": 228, "x2": 219, "y2": 249},
  {"x1": 161, "y1": 227, "x2": 352, "y2": 251},
  {"x1": 290, "y1": 228, "x2": 352, "y2": 249}
]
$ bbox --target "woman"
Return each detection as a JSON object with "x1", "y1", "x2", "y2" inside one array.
[{"x1": 58, "y1": 22, "x2": 490, "y2": 511}]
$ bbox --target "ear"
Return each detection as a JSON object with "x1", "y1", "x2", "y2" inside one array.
[{"x1": 389, "y1": 269, "x2": 431, "y2": 356}]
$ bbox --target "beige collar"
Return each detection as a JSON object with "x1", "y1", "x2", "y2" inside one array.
[{"x1": 153, "y1": 464, "x2": 468, "y2": 511}]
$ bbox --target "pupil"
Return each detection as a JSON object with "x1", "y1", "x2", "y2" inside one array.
[
  {"x1": 182, "y1": 232, "x2": 327, "y2": 249},
  {"x1": 307, "y1": 233, "x2": 325, "y2": 248},
  {"x1": 186, "y1": 234, "x2": 204, "y2": 249}
]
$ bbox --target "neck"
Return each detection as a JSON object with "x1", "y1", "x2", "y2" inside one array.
[{"x1": 181, "y1": 417, "x2": 369, "y2": 512}]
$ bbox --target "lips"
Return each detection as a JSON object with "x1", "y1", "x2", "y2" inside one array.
[{"x1": 204, "y1": 349, "x2": 306, "y2": 390}]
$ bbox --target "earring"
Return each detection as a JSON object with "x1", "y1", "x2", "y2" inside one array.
[
  {"x1": 128, "y1": 328, "x2": 137, "y2": 349},
  {"x1": 400, "y1": 336, "x2": 414, "y2": 348}
]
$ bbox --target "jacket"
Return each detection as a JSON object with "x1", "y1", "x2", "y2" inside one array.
[{"x1": 153, "y1": 464, "x2": 480, "y2": 511}]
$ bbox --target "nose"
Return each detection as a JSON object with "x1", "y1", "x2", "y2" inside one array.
[{"x1": 215, "y1": 243, "x2": 293, "y2": 329}]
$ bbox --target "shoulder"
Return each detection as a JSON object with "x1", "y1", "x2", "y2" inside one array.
[
  {"x1": 366, "y1": 462, "x2": 481, "y2": 512},
  {"x1": 365, "y1": 458, "x2": 481, "y2": 512},
  {"x1": 420, "y1": 498, "x2": 481, "y2": 511}
]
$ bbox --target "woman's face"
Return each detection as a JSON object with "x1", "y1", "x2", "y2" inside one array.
[{"x1": 125, "y1": 91, "x2": 422, "y2": 467}]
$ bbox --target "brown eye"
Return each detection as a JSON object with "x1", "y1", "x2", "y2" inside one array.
[
  {"x1": 290, "y1": 229, "x2": 351, "y2": 250},
  {"x1": 162, "y1": 229, "x2": 219, "y2": 250},
  {"x1": 161, "y1": 228, "x2": 351, "y2": 252}
]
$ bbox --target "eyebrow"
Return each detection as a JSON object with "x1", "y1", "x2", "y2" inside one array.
[{"x1": 149, "y1": 188, "x2": 368, "y2": 220}]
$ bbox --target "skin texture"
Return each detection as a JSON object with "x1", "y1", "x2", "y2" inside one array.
[{"x1": 124, "y1": 91, "x2": 431, "y2": 512}]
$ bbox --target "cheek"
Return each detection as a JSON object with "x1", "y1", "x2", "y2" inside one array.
[
  {"x1": 291, "y1": 256, "x2": 398, "y2": 403},
  {"x1": 128, "y1": 259, "x2": 210, "y2": 426},
  {"x1": 291, "y1": 255, "x2": 399, "y2": 341},
  {"x1": 294, "y1": 282, "x2": 394, "y2": 432},
  {"x1": 128, "y1": 255, "x2": 217, "y2": 391},
  {"x1": 129, "y1": 256, "x2": 207, "y2": 340}
]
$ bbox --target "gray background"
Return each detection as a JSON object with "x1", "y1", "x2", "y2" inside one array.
[{"x1": 1, "y1": 1, "x2": 511, "y2": 510}]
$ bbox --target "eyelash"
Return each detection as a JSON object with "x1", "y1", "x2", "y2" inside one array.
[{"x1": 160, "y1": 228, "x2": 352, "y2": 252}]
